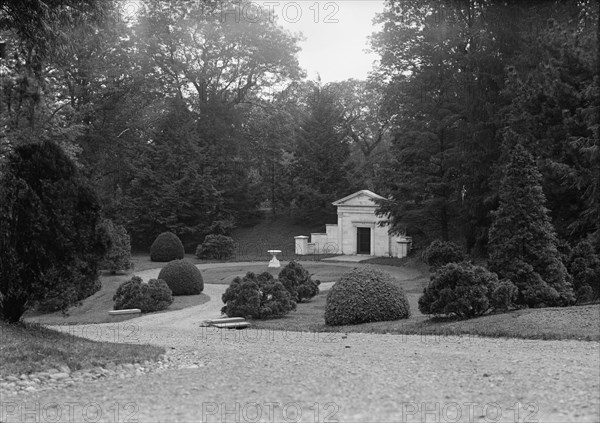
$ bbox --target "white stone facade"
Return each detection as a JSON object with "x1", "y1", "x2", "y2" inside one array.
[{"x1": 295, "y1": 190, "x2": 411, "y2": 258}]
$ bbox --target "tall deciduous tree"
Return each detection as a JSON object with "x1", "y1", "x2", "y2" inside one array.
[{"x1": 488, "y1": 141, "x2": 574, "y2": 307}]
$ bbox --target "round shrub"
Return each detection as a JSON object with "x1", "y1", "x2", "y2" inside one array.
[
  {"x1": 150, "y1": 232, "x2": 184, "y2": 262},
  {"x1": 221, "y1": 272, "x2": 296, "y2": 319},
  {"x1": 196, "y1": 234, "x2": 235, "y2": 260},
  {"x1": 324, "y1": 266, "x2": 410, "y2": 326},
  {"x1": 157, "y1": 259, "x2": 203, "y2": 295},
  {"x1": 422, "y1": 240, "x2": 465, "y2": 270},
  {"x1": 113, "y1": 276, "x2": 173, "y2": 312},
  {"x1": 278, "y1": 261, "x2": 321, "y2": 302},
  {"x1": 418, "y1": 262, "x2": 501, "y2": 318}
]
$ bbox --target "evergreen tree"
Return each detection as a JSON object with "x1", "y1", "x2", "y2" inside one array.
[
  {"x1": 290, "y1": 84, "x2": 353, "y2": 224},
  {"x1": 488, "y1": 140, "x2": 575, "y2": 307},
  {"x1": 0, "y1": 141, "x2": 107, "y2": 322}
]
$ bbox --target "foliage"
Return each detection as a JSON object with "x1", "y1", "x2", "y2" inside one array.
[
  {"x1": 418, "y1": 262, "x2": 505, "y2": 319},
  {"x1": 113, "y1": 276, "x2": 173, "y2": 313},
  {"x1": 150, "y1": 232, "x2": 185, "y2": 262},
  {"x1": 221, "y1": 272, "x2": 296, "y2": 319},
  {"x1": 99, "y1": 219, "x2": 133, "y2": 274},
  {"x1": 0, "y1": 141, "x2": 107, "y2": 322},
  {"x1": 196, "y1": 235, "x2": 235, "y2": 260},
  {"x1": 422, "y1": 240, "x2": 465, "y2": 271},
  {"x1": 566, "y1": 240, "x2": 600, "y2": 300},
  {"x1": 488, "y1": 142, "x2": 575, "y2": 307},
  {"x1": 490, "y1": 280, "x2": 519, "y2": 312},
  {"x1": 324, "y1": 266, "x2": 410, "y2": 326},
  {"x1": 157, "y1": 260, "x2": 204, "y2": 296},
  {"x1": 278, "y1": 261, "x2": 321, "y2": 302},
  {"x1": 289, "y1": 83, "x2": 355, "y2": 224}
]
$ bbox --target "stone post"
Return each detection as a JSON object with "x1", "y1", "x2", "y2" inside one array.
[{"x1": 294, "y1": 236, "x2": 309, "y2": 255}]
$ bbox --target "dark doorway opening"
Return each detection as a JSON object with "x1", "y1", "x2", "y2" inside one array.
[{"x1": 356, "y1": 227, "x2": 371, "y2": 255}]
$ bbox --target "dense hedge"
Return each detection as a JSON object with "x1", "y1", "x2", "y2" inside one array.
[
  {"x1": 221, "y1": 272, "x2": 296, "y2": 319},
  {"x1": 324, "y1": 266, "x2": 410, "y2": 326},
  {"x1": 422, "y1": 240, "x2": 464, "y2": 270},
  {"x1": 278, "y1": 261, "x2": 320, "y2": 302},
  {"x1": 0, "y1": 141, "x2": 107, "y2": 322},
  {"x1": 150, "y1": 232, "x2": 185, "y2": 262},
  {"x1": 113, "y1": 276, "x2": 173, "y2": 312},
  {"x1": 157, "y1": 259, "x2": 203, "y2": 295},
  {"x1": 418, "y1": 262, "x2": 517, "y2": 318},
  {"x1": 196, "y1": 234, "x2": 235, "y2": 260},
  {"x1": 99, "y1": 218, "x2": 133, "y2": 274},
  {"x1": 566, "y1": 240, "x2": 600, "y2": 302}
]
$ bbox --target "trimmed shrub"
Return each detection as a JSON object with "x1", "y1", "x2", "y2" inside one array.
[
  {"x1": 113, "y1": 276, "x2": 173, "y2": 312},
  {"x1": 221, "y1": 272, "x2": 296, "y2": 319},
  {"x1": 99, "y1": 219, "x2": 133, "y2": 274},
  {"x1": 157, "y1": 260, "x2": 203, "y2": 295},
  {"x1": 418, "y1": 262, "x2": 502, "y2": 319},
  {"x1": 196, "y1": 234, "x2": 235, "y2": 260},
  {"x1": 324, "y1": 266, "x2": 410, "y2": 326},
  {"x1": 278, "y1": 261, "x2": 321, "y2": 302},
  {"x1": 422, "y1": 240, "x2": 464, "y2": 270},
  {"x1": 150, "y1": 232, "x2": 184, "y2": 262}
]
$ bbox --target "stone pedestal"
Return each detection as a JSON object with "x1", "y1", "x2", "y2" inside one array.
[{"x1": 267, "y1": 250, "x2": 282, "y2": 268}]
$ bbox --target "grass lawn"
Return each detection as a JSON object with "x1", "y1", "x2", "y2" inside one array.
[{"x1": 0, "y1": 322, "x2": 164, "y2": 377}]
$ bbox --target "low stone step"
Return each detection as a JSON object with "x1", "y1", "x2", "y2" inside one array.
[
  {"x1": 205, "y1": 317, "x2": 246, "y2": 324},
  {"x1": 108, "y1": 309, "x2": 141, "y2": 315},
  {"x1": 211, "y1": 321, "x2": 251, "y2": 330}
]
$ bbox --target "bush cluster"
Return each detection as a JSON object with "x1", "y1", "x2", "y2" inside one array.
[
  {"x1": 99, "y1": 219, "x2": 133, "y2": 274},
  {"x1": 324, "y1": 266, "x2": 410, "y2": 326},
  {"x1": 422, "y1": 240, "x2": 465, "y2": 270},
  {"x1": 113, "y1": 276, "x2": 173, "y2": 312},
  {"x1": 196, "y1": 234, "x2": 235, "y2": 260},
  {"x1": 221, "y1": 272, "x2": 296, "y2": 319},
  {"x1": 158, "y1": 259, "x2": 204, "y2": 295},
  {"x1": 278, "y1": 261, "x2": 320, "y2": 302},
  {"x1": 418, "y1": 262, "x2": 518, "y2": 319},
  {"x1": 150, "y1": 232, "x2": 185, "y2": 262},
  {"x1": 566, "y1": 240, "x2": 600, "y2": 303}
]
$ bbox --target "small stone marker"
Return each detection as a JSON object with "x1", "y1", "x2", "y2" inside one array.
[
  {"x1": 202, "y1": 317, "x2": 250, "y2": 330},
  {"x1": 267, "y1": 249, "x2": 282, "y2": 268},
  {"x1": 108, "y1": 309, "x2": 141, "y2": 315}
]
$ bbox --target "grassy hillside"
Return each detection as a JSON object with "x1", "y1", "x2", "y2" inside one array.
[{"x1": 230, "y1": 214, "x2": 330, "y2": 261}]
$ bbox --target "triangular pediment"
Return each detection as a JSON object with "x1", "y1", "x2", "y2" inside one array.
[{"x1": 332, "y1": 190, "x2": 385, "y2": 207}]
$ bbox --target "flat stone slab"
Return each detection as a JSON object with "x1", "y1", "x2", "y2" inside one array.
[
  {"x1": 205, "y1": 317, "x2": 246, "y2": 324},
  {"x1": 211, "y1": 321, "x2": 251, "y2": 329},
  {"x1": 108, "y1": 309, "x2": 141, "y2": 315}
]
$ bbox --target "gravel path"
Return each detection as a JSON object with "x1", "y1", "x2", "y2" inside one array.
[{"x1": 2, "y1": 263, "x2": 599, "y2": 423}]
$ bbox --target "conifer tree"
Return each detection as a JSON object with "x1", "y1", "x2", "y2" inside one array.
[{"x1": 488, "y1": 140, "x2": 575, "y2": 307}]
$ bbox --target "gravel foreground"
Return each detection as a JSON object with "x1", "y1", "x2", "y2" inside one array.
[{"x1": 2, "y1": 265, "x2": 599, "y2": 422}]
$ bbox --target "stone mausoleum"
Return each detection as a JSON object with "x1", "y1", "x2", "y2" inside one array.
[{"x1": 294, "y1": 190, "x2": 412, "y2": 258}]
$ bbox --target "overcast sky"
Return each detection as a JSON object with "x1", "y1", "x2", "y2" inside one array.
[{"x1": 274, "y1": 1, "x2": 386, "y2": 83}]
